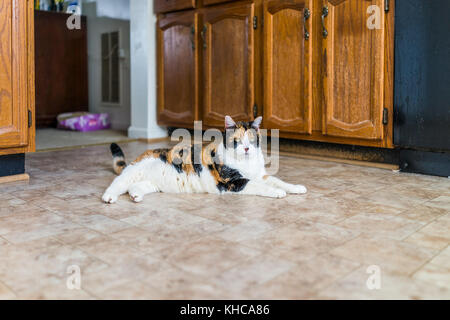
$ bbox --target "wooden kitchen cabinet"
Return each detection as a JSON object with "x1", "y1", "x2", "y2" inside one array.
[
  {"x1": 263, "y1": 0, "x2": 313, "y2": 134},
  {"x1": 0, "y1": 0, "x2": 35, "y2": 156},
  {"x1": 154, "y1": 0, "x2": 196, "y2": 14},
  {"x1": 156, "y1": 0, "x2": 394, "y2": 148},
  {"x1": 202, "y1": 1, "x2": 256, "y2": 128},
  {"x1": 157, "y1": 10, "x2": 199, "y2": 127},
  {"x1": 322, "y1": 0, "x2": 390, "y2": 142}
]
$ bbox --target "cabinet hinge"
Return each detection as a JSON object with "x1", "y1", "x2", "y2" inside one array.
[
  {"x1": 28, "y1": 110, "x2": 32, "y2": 128},
  {"x1": 253, "y1": 16, "x2": 258, "y2": 29},
  {"x1": 304, "y1": 8, "x2": 311, "y2": 40},
  {"x1": 253, "y1": 104, "x2": 258, "y2": 118},
  {"x1": 382, "y1": 108, "x2": 389, "y2": 125},
  {"x1": 385, "y1": 0, "x2": 390, "y2": 12}
]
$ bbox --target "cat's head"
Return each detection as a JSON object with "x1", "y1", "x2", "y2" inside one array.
[{"x1": 223, "y1": 115, "x2": 263, "y2": 159}]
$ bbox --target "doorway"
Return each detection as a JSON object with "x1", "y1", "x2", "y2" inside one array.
[{"x1": 34, "y1": 0, "x2": 133, "y2": 151}]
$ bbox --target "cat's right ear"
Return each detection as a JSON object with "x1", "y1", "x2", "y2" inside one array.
[{"x1": 225, "y1": 116, "x2": 236, "y2": 129}]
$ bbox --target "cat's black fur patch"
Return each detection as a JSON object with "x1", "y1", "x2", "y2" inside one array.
[
  {"x1": 110, "y1": 143, "x2": 124, "y2": 158},
  {"x1": 116, "y1": 160, "x2": 126, "y2": 167},
  {"x1": 157, "y1": 150, "x2": 168, "y2": 163},
  {"x1": 210, "y1": 163, "x2": 249, "y2": 193},
  {"x1": 191, "y1": 144, "x2": 203, "y2": 176},
  {"x1": 172, "y1": 161, "x2": 183, "y2": 174}
]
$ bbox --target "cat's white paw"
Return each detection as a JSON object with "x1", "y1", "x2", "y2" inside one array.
[
  {"x1": 129, "y1": 192, "x2": 143, "y2": 203},
  {"x1": 102, "y1": 192, "x2": 118, "y2": 204},
  {"x1": 289, "y1": 184, "x2": 307, "y2": 194},
  {"x1": 271, "y1": 189, "x2": 287, "y2": 198}
]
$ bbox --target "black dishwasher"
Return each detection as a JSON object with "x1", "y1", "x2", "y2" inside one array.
[{"x1": 394, "y1": 0, "x2": 450, "y2": 177}]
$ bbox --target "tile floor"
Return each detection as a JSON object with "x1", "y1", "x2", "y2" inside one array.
[
  {"x1": 36, "y1": 129, "x2": 133, "y2": 151},
  {"x1": 0, "y1": 141, "x2": 449, "y2": 300}
]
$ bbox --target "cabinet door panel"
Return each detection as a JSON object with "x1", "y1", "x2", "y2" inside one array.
[
  {"x1": 263, "y1": 0, "x2": 313, "y2": 134},
  {"x1": 203, "y1": 2, "x2": 255, "y2": 128},
  {"x1": 0, "y1": 0, "x2": 28, "y2": 148},
  {"x1": 157, "y1": 11, "x2": 198, "y2": 127},
  {"x1": 323, "y1": 0, "x2": 385, "y2": 140}
]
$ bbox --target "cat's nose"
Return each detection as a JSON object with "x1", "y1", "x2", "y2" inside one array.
[{"x1": 244, "y1": 147, "x2": 249, "y2": 153}]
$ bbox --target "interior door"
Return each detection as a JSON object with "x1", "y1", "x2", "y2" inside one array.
[
  {"x1": 157, "y1": 10, "x2": 199, "y2": 127},
  {"x1": 0, "y1": 0, "x2": 29, "y2": 148},
  {"x1": 263, "y1": 0, "x2": 313, "y2": 134},
  {"x1": 322, "y1": 0, "x2": 386, "y2": 140},
  {"x1": 202, "y1": 2, "x2": 255, "y2": 128}
]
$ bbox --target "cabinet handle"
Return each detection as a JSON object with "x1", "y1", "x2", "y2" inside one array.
[
  {"x1": 190, "y1": 25, "x2": 195, "y2": 50},
  {"x1": 304, "y1": 8, "x2": 310, "y2": 40},
  {"x1": 201, "y1": 25, "x2": 207, "y2": 49},
  {"x1": 321, "y1": 6, "x2": 328, "y2": 38}
]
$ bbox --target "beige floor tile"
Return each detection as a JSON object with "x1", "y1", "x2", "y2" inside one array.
[
  {"x1": 68, "y1": 214, "x2": 132, "y2": 234},
  {"x1": 0, "y1": 210, "x2": 80, "y2": 244},
  {"x1": 240, "y1": 221, "x2": 358, "y2": 264},
  {"x1": 398, "y1": 204, "x2": 448, "y2": 223},
  {"x1": 331, "y1": 236, "x2": 437, "y2": 276},
  {"x1": 53, "y1": 228, "x2": 103, "y2": 245},
  {"x1": 428, "y1": 246, "x2": 450, "y2": 267},
  {"x1": 337, "y1": 213, "x2": 425, "y2": 240},
  {"x1": 359, "y1": 189, "x2": 428, "y2": 210},
  {"x1": 89, "y1": 280, "x2": 164, "y2": 300},
  {"x1": 215, "y1": 220, "x2": 277, "y2": 242},
  {"x1": 424, "y1": 196, "x2": 450, "y2": 210},
  {"x1": 0, "y1": 237, "x2": 9, "y2": 246},
  {"x1": 413, "y1": 263, "x2": 450, "y2": 290},
  {"x1": 214, "y1": 254, "x2": 296, "y2": 295},
  {"x1": 245, "y1": 253, "x2": 360, "y2": 299},
  {"x1": 18, "y1": 284, "x2": 94, "y2": 300},
  {"x1": 75, "y1": 235, "x2": 145, "y2": 265},
  {"x1": 142, "y1": 265, "x2": 231, "y2": 299},
  {"x1": 317, "y1": 266, "x2": 450, "y2": 300},
  {"x1": 0, "y1": 281, "x2": 16, "y2": 300},
  {"x1": 404, "y1": 232, "x2": 450, "y2": 251},
  {"x1": 162, "y1": 236, "x2": 260, "y2": 276},
  {"x1": 418, "y1": 214, "x2": 450, "y2": 240}
]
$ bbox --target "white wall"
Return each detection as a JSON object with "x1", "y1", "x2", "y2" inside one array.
[
  {"x1": 83, "y1": 1, "x2": 131, "y2": 130},
  {"x1": 83, "y1": 0, "x2": 130, "y2": 20},
  {"x1": 128, "y1": 0, "x2": 167, "y2": 139}
]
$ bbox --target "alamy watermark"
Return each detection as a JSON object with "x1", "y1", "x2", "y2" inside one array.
[
  {"x1": 366, "y1": 265, "x2": 381, "y2": 290},
  {"x1": 66, "y1": 265, "x2": 81, "y2": 290},
  {"x1": 66, "y1": 5, "x2": 82, "y2": 30}
]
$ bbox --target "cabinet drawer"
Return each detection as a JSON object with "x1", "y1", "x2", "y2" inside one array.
[
  {"x1": 203, "y1": 0, "x2": 235, "y2": 6},
  {"x1": 154, "y1": 0, "x2": 196, "y2": 14}
]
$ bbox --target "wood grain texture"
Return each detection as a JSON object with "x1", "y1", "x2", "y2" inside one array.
[
  {"x1": 26, "y1": 1, "x2": 35, "y2": 153},
  {"x1": 202, "y1": 1, "x2": 255, "y2": 128},
  {"x1": 34, "y1": 11, "x2": 88, "y2": 127},
  {"x1": 202, "y1": 0, "x2": 236, "y2": 6},
  {"x1": 0, "y1": 0, "x2": 35, "y2": 156},
  {"x1": 322, "y1": 0, "x2": 385, "y2": 140},
  {"x1": 155, "y1": 0, "x2": 395, "y2": 148},
  {"x1": 157, "y1": 10, "x2": 199, "y2": 127},
  {"x1": 263, "y1": 0, "x2": 313, "y2": 134},
  {"x1": 155, "y1": 0, "x2": 196, "y2": 14},
  {"x1": 0, "y1": 0, "x2": 28, "y2": 149}
]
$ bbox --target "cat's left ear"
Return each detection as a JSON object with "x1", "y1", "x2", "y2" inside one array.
[{"x1": 251, "y1": 116, "x2": 263, "y2": 130}]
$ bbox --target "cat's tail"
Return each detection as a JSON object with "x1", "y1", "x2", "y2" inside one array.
[{"x1": 110, "y1": 143, "x2": 126, "y2": 175}]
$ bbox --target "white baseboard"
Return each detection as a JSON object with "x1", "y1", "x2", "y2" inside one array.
[{"x1": 128, "y1": 126, "x2": 167, "y2": 139}]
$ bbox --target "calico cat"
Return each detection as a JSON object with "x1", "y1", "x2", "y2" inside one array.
[{"x1": 102, "y1": 116, "x2": 307, "y2": 204}]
